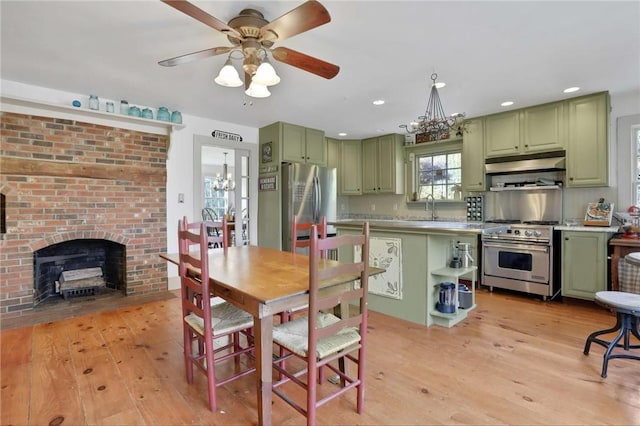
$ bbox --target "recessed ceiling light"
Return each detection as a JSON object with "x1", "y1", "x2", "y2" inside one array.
[
  {"x1": 338, "y1": 132, "x2": 347, "y2": 137},
  {"x1": 450, "y1": 112, "x2": 463, "y2": 117},
  {"x1": 376, "y1": 128, "x2": 385, "y2": 133},
  {"x1": 563, "y1": 87, "x2": 580, "y2": 93},
  {"x1": 501, "y1": 101, "x2": 514, "y2": 107},
  {"x1": 372, "y1": 99, "x2": 385, "y2": 106},
  {"x1": 433, "y1": 82, "x2": 446, "y2": 89}
]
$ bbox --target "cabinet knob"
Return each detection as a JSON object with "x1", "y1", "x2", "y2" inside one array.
[
  {"x1": 569, "y1": 177, "x2": 574, "y2": 181},
  {"x1": 524, "y1": 144, "x2": 529, "y2": 147},
  {"x1": 565, "y1": 237, "x2": 569, "y2": 241}
]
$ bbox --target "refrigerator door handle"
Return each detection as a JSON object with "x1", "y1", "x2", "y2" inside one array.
[{"x1": 313, "y1": 175, "x2": 321, "y2": 222}]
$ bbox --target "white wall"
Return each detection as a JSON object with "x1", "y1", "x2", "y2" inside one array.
[{"x1": 1, "y1": 79, "x2": 259, "y2": 290}]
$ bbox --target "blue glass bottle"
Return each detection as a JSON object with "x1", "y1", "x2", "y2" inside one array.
[
  {"x1": 171, "y1": 110, "x2": 182, "y2": 124},
  {"x1": 157, "y1": 107, "x2": 170, "y2": 122}
]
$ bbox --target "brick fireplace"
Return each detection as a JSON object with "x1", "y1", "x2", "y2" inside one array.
[{"x1": 0, "y1": 112, "x2": 169, "y2": 320}]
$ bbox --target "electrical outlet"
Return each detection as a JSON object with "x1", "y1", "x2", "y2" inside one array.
[
  {"x1": 371, "y1": 204, "x2": 376, "y2": 211},
  {"x1": 393, "y1": 203, "x2": 398, "y2": 211},
  {"x1": 178, "y1": 193, "x2": 184, "y2": 203},
  {"x1": 341, "y1": 203, "x2": 345, "y2": 211}
]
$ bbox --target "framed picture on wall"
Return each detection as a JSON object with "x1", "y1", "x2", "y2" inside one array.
[{"x1": 261, "y1": 141, "x2": 273, "y2": 164}]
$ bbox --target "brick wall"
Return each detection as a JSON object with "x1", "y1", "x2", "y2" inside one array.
[{"x1": 0, "y1": 112, "x2": 168, "y2": 319}]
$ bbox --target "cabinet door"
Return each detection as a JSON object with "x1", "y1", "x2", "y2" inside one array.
[
  {"x1": 462, "y1": 119, "x2": 485, "y2": 191},
  {"x1": 523, "y1": 102, "x2": 565, "y2": 153},
  {"x1": 282, "y1": 123, "x2": 306, "y2": 163},
  {"x1": 305, "y1": 128, "x2": 326, "y2": 166},
  {"x1": 562, "y1": 231, "x2": 607, "y2": 300},
  {"x1": 376, "y1": 134, "x2": 397, "y2": 193},
  {"x1": 566, "y1": 93, "x2": 608, "y2": 187},
  {"x1": 362, "y1": 137, "x2": 378, "y2": 194},
  {"x1": 484, "y1": 111, "x2": 521, "y2": 158},
  {"x1": 340, "y1": 140, "x2": 362, "y2": 195},
  {"x1": 326, "y1": 137, "x2": 340, "y2": 170}
]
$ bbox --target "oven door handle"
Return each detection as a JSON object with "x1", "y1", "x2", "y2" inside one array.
[{"x1": 483, "y1": 241, "x2": 549, "y2": 253}]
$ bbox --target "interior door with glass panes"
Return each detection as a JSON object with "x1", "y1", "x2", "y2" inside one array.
[{"x1": 231, "y1": 149, "x2": 251, "y2": 246}]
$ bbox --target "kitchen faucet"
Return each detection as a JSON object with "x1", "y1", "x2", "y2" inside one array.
[{"x1": 425, "y1": 194, "x2": 436, "y2": 220}]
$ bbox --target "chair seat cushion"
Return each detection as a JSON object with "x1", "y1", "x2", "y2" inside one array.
[
  {"x1": 595, "y1": 291, "x2": 640, "y2": 314},
  {"x1": 185, "y1": 301, "x2": 253, "y2": 336},
  {"x1": 273, "y1": 312, "x2": 361, "y2": 359}
]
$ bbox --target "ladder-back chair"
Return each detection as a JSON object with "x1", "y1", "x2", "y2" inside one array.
[
  {"x1": 177, "y1": 216, "x2": 255, "y2": 411},
  {"x1": 272, "y1": 222, "x2": 370, "y2": 425}
]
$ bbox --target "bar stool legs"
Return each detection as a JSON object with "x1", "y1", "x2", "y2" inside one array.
[{"x1": 584, "y1": 309, "x2": 640, "y2": 378}]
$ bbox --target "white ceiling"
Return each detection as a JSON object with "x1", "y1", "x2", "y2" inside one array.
[{"x1": 1, "y1": 1, "x2": 639, "y2": 140}]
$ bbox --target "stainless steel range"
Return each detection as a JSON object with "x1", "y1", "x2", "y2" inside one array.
[
  {"x1": 480, "y1": 178, "x2": 564, "y2": 300},
  {"x1": 482, "y1": 220, "x2": 560, "y2": 300}
]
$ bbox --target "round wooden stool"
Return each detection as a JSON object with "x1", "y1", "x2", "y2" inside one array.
[{"x1": 583, "y1": 290, "x2": 640, "y2": 377}]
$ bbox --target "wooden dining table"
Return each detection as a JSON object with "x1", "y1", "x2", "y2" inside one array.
[{"x1": 161, "y1": 245, "x2": 382, "y2": 425}]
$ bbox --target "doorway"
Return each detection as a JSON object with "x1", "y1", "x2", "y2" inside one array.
[{"x1": 193, "y1": 135, "x2": 258, "y2": 246}]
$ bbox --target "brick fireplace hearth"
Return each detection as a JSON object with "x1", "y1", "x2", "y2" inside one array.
[{"x1": 0, "y1": 112, "x2": 169, "y2": 320}]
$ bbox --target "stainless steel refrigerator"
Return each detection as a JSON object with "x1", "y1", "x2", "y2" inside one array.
[{"x1": 281, "y1": 163, "x2": 337, "y2": 252}]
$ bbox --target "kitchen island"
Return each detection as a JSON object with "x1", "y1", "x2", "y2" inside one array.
[{"x1": 332, "y1": 220, "x2": 507, "y2": 327}]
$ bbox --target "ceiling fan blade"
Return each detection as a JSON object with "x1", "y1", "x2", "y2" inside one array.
[
  {"x1": 158, "y1": 46, "x2": 232, "y2": 67},
  {"x1": 161, "y1": 0, "x2": 241, "y2": 39},
  {"x1": 271, "y1": 47, "x2": 339, "y2": 79},
  {"x1": 260, "y1": 0, "x2": 330, "y2": 42}
]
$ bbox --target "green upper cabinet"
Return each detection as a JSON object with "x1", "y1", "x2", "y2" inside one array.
[
  {"x1": 260, "y1": 122, "x2": 327, "y2": 166},
  {"x1": 280, "y1": 122, "x2": 327, "y2": 166},
  {"x1": 566, "y1": 92, "x2": 609, "y2": 187},
  {"x1": 484, "y1": 111, "x2": 521, "y2": 158},
  {"x1": 484, "y1": 102, "x2": 565, "y2": 158},
  {"x1": 362, "y1": 134, "x2": 404, "y2": 194},
  {"x1": 522, "y1": 102, "x2": 566, "y2": 153},
  {"x1": 339, "y1": 139, "x2": 362, "y2": 195},
  {"x1": 326, "y1": 137, "x2": 340, "y2": 170},
  {"x1": 461, "y1": 118, "x2": 485, "y2": 192}
]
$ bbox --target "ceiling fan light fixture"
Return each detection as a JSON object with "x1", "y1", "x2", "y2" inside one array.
[
  {"x1": 214, "y1": 58, "x2": 243, "y2": 87},
  {"x1": 245, "y1": 81, "x2": 271, "y2": 98},
  {"x1": 252, "y1": 59, "x2": 281, "y2": 86}
]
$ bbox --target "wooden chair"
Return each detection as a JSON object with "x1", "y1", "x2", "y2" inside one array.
[
  {"x1": 291, "y1": 215, "x2": 328, "y2": 257},
  {"x1": 177, "y1": 216, "x2": 255, "y2": 411},
  {"x1": 284, "y1": 215, "x2": 329, "y2": 323},
  {"x1": 201, "y1": 208, "x2": 220, "y2": 246},
  {"x1": 272, "y1": 223, "x2": 370, "y2": 425}
]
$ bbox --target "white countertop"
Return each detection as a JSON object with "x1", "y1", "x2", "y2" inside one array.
[{"x1": 554, "y1": 225, "x2": 619, "y2": 232}]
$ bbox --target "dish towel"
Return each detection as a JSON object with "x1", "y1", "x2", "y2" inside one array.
[{"x1": 618, "y1": 258, "x2": 640, "y2": 294}]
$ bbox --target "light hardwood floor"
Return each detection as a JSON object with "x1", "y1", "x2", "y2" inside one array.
[{"x1": 2, "y1": 289, "x2": 639, "y2": 425}]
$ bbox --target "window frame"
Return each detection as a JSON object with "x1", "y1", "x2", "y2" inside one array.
[{"x1": 410, "y1": 141, "x2": 463, "y2": 202}]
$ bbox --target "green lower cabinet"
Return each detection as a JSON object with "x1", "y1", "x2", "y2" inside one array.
[
  {"x1": 336, "y1": 227, "x2": 478, "y2": 326},
  {"x1": 561, "y1": 231, "x2": 608, "y2": 300}
]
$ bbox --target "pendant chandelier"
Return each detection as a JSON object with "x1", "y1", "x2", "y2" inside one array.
[
  {"x1": 213, "y1": 152, "x2": 235, "y2": 191},
  {"x1": 214, "y1": 48, "x2": 280, "y2": 99},
  {"x1": 399, "y1": 73, "x2": 465, "y2": 141}
]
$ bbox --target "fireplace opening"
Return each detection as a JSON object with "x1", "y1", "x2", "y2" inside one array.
[{"x1": 33, "y1": 239, "x2": 126, "y2": 306}]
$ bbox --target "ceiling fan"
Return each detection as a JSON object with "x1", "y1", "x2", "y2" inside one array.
[{"x1": 158, "y1": 0, "x2": 340, "y2": 88}]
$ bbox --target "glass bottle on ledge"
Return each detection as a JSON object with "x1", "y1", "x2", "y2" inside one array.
[{"x1": 89, "y1": 95, "x2": 99, "y2": 111}]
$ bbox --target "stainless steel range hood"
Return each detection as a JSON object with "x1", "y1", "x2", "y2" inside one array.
[{"x1": 485, "y1": 151, "x2": 566, "y2": 175}]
